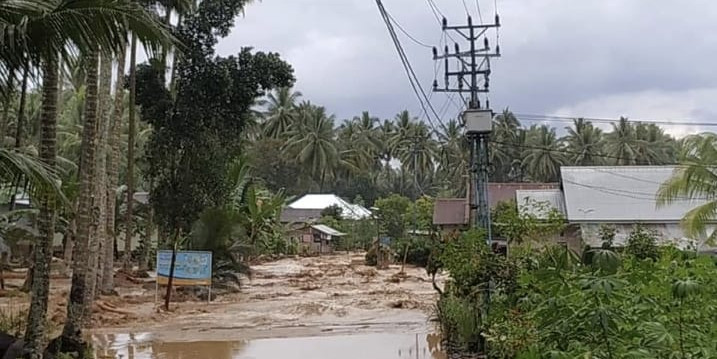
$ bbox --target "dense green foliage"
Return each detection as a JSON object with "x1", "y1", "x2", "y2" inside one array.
[
  {"x1": 435, "y1": 228, "x2": 717, "y2": 358},
  {"x1": 137, "y1": 0, "x2": 294, "y2": 234}
]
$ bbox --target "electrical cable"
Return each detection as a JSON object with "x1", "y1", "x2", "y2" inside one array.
[
  {"x1": 475, "y1": 0, "x2": 484, "y2": 23},
  {"x1": 514, "y1": 113, "x2": 717, "y2": 128},
  {"x1": 461, "y1": 0, "x2": 471, "y2": 15},
  {"x1": 385, "y1": 11, "x2": 433, "y2": 49},
  {"x1": 426, "y1": 0, "x2": 459, "y2": 43},
  {"x1": 377, "y1": 0, "x2": 450, "y2": 135}
]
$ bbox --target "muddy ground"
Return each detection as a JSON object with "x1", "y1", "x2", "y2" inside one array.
[{"x1": 0, "y1": 253, "x2": 443, "y2": 343}]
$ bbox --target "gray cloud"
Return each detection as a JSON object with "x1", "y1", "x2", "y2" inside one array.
[{"x1": 216, "y1": 0, "x2": 717, "y2": 130}]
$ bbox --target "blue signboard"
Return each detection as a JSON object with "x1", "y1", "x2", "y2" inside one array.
[{"x1": 156, "y1": 250, "x2": 212, "y2": 286}]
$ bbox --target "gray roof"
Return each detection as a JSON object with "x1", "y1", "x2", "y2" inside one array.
[
  {"x1": 280, "y1": 208, "x2": 323, "y2": 224},
  {"x1": 311, "y1": 224, "x2": 346, "y2": 237},
  {"x1": 515, "y1": 189, "x2": 565, "y2": 219},
  {"x1": 561, "y1": 166, "x2": 709, "y2": 223}
]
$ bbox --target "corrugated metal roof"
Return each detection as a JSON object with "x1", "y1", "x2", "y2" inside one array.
[
  {"x1": 433, "y1": 198, "x2": 468, "y2": 225},
  {"x1": 311, "y1": 224, "x2": 346, "y2": 236},
  {"x1": 279, "y1": 208, "x2": 323, "y2": 223},
  {"x1": 515, "y1": 189, "x2": 565, "y2": 218},
  {"x1": 288, "y1": 194, "x2": 372, "y2": 219},
  {"x1": 561, "y1": 166, "x2": 709, "y2": 222}
]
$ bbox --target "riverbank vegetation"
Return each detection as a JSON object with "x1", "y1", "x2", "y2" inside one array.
[
  {"x1": 434, "y1": 227, "x2": 717, "y2": 358},
  {"x1": 3, "y1": 0, "x2": 717, "y2": 357}
]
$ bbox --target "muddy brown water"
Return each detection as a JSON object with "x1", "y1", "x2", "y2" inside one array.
[{"x1": 92, "y1": 332, "x2": 447, "y2": 359}]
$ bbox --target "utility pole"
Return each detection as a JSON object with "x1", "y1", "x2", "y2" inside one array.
[
  {"x1": 432, "y1": 13, "x2": 500, "y2": 245},
  {"x1": 431, "y1": 9, "x2": 500, "y2": 359}
]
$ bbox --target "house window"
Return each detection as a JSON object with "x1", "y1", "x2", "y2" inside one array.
[{"x1": 313, "y1": 233, "x2": 321, "y2": 243}]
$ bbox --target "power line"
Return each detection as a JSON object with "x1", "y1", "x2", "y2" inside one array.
[
  {"x1": 489, "y1": 139, "x2": 671, "y2": 165},
  {"x1": 475, "y1": 0, "x2": 484, "y2": 23},
  {"x1": 515, "y1": 113, "x2": 717, "y2": 128},
  {"x1": 376, "y1": 0, "x2": 448, "y2": 134},
  {"x1": 426, "y1": 0, "x2": 459, "y2": 43},
  {"x1": 561, "y1": 179, "x2": 711, "y2": 202},
  {"x1": 489, "y1": 141, "x2": 715, "y2": 201},
  {"x1": 461, "y1": 0, "x2": 471, "y2": 15},
  {"x1": 385, "y1": 12, "x2": 433, "y2": 48}
]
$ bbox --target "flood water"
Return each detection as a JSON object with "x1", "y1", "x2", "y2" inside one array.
[{"x1": 93, "y1": 332, "x2": 446, "y2": 359}]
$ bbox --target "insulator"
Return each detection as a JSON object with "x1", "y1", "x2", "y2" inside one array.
[
  {"x1": 495, "y1": 14, "x2": 500, "y2": 26},
  {"x1": 496, "y1": 45, "x2": 501, "y2": 55},
  {"x1": 432, "y1": 47, "x2": 438, "y2": 58},
  {"x1": 444, "y1": 45, "x2": 449, "y2": 54},
  {"x1": 432, "y1": 79, "x2": 438, "y2": 89},
  {"x1": 467, "y1": 16, "x2": 472, "y2": 26},
  {"x1": 484, "y1": 37, "x2": 489, "y2": 48},
  {"x1": 454, "y1": 43, "x2": 460, "y2": 54},
  {"x1": 442, "y1": 17, "x2": 448, "y2": 28}
]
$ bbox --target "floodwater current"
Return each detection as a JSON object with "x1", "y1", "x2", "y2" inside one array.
[{"x1": 93, "y1": 332, "x2": 447, "y2": 359}]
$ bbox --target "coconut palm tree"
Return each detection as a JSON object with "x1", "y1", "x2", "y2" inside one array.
[
  {"x1": 657, "y1": 134, "x2": 717, "y2": 245},
  {"x1": 634, "y1": 123, "x2": 676, "y2": 165},
  {"x1": 1, "y1": 0, "x2": 173, "y2": 355},
  {"x1": 490, "y1": 109, "x2": 523, "y2": 182},
  {"x1": 437, "y1": 119, "x2": 469, "y2": 196},
  {"x1": 393, "y1": 121, "x2": 437, "y2": 198},
  {"x1": 563, "y1": 118, "x2": 604, "y2": 166},
  {"x1": 284, "y1": 102, "x2": 338, "y2": 191},
  {"x1": 604, "y1": 117, "x2": 639, "y2": 165},
  {"x1": 102, "y1": 40, "x2": 128, "y2": 293},
  {"x1": 522, "y1": 125, "x2": 566, "y2": 182},
  {"x1": 263, "y1": 87, "x2": 301, "y2": 139}
]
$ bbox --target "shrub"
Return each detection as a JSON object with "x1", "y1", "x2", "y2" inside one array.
[{"x1": 625, "y1": 224, "x2": 659, "y2": 261}]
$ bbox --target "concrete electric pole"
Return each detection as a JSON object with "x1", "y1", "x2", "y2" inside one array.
[{"x1": 432, "y1": 13, "x2": 500, "y2": 246}]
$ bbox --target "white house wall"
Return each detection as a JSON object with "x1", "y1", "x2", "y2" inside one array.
[{"x1": 579, "y1": 223, "x2": 716, "y2": 251}]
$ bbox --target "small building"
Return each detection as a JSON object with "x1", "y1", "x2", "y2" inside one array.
[
  {"x1": 560, "y1": 166, "x2": 715, "y2": 250},
  {"x1": 287, "y1": 224, "x2": 345, "y2": 255},
  {"x1": 432, "y1": 183, "x2": 558, "y2": 232},
  {"x1": 432, "y1": 198, "x2": 469, "y2": 234},
  {"x1": 287, "y1": 194, "x2": 372, "y2": 220}
]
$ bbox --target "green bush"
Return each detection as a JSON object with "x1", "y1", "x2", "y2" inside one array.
[
  {"x1": 435, "y1": 230, "x2": 717, "y2": 358},
  {"x1": 625, "y1": 224, "x2": 659, "y2": 261}
]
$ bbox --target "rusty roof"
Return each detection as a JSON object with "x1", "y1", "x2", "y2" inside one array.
[
  {"x1": 433, "y1": 198, "x2": 469, "y2": 225},
  {"x1": 488, "y1": 183, "x2": 559, "y2": 207}
]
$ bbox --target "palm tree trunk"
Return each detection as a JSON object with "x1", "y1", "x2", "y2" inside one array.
[
  {"x1": 0, "y1": 72, "x2": 14, "y2": 144},
  {"x1": 103, "y1": 44, "x2": 127, "y2": 294},
  {"x1": 123, "y1": 34, "x2": 138, "y2": 271},
  {"x1": 24, "y1": 54, "x2": 59, "y2": 359},
  {"x1": 139, "y1": 178, "x2": 154, "y2": 272},
  {"x1": 14, "y1": 63, "x2": 29, "y2": 149},
  {"x1": 94, "y1": 52, "x2": 112, "y2": 297},
  {"x1": 62, "y1": 49, "x2": 100, "y2": 343}
]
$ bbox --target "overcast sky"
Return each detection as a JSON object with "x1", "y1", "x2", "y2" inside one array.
[{"x1": 215, "y1": 0, "x2": 717, "y2": 135}]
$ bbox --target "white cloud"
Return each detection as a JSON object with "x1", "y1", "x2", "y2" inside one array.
[
  {"x1": 209, "y1": 0, "x2": 717, "y2": 132},
  {"x1": 549, "y1": 88, "x2": 717, "y2": 137}
]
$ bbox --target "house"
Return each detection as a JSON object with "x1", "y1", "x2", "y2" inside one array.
[
  {"x1": 514, "y1": 166, "x2": 717, "y2": 251},
  {"x1": 559, "y1": 166, "x2": 715, "y2": 250},
  {"x1": 515, "y1": 188, "x2": 581, "y2": 252},
  {"x1": 287, "y1": 224, "x2": 346, "y2": 255},
  {"x1": 432, "y1": 183, "x2": 559, "y2": 232},
  {"x1": 432, "y1": 198, "x2": 469, "y2": 233},
  {"x1": 286, "y1": 194, "x2": 372, "y2": 220}
]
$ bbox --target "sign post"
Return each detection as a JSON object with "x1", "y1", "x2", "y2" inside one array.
[{"x1": 155, "y1": 250, "x2": 213, "y2": 305}]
